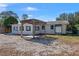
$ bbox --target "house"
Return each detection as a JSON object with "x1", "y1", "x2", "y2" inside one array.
[
  {"x1": 46, "y1": 21, "x2": 69, "y2": 34},
  {"x1": 12, "y1": 19, "x2": 69, "y2": 35}
]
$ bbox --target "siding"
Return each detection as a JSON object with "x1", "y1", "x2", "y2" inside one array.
[
  {"x1": 12, "y1": 23, "x2": 33, "y2": 35},
  {"x1": 12, "y1": 21, "x2": 69, "y2": 35}
]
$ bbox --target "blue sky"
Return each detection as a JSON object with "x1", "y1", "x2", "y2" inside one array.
[{"x1": 0, "y1": 3, "x2": 79, "y2": 21}]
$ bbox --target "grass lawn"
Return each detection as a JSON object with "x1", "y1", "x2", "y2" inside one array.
[{"x1": 44, "y1": 34, "x2": 79, "y2": 44}]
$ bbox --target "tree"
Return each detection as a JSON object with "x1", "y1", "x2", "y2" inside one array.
[
  {"x1": 56, "y1": 12, "x2": 78, "y2": 34},
  {"x1": 0, "y1": 11, "x2": 18, "y2": 18},
  {"x1": 4, "y1": 16, "x2": 18, "y2": 27},
  {"x1": 75, "y1": 24, "x2": 79, "y2": 31},
  {"x1": 0, "y1": 19, "x2": 4, "y2": 26},
  {"x1": 75, "y1": 12, "x2": 79, "y2": 24},
  {"x1": 22, "y1": 14, "x2": 28, "y2": 20},
  {"x1": 73, "y1": 12, "x2": 79, "y2": 34},
  {"x1": 56, "y1": 13, "x2": 68, "y2": 21},
  {"x1": 3, "y1": 16, "x2": 18, "y2": 32},
  {"x1": 68, "y1": 13, "x2": 75, "y2": 23},
  {"x1": 67, "y1": 13, "x2": 76, "y2": 33},
  {"x1": 56, "y1": 17, "x2": 61, "y2": 21},
  {"x1": 0, "y1": 11, "x2": 19, "y2": 26}
]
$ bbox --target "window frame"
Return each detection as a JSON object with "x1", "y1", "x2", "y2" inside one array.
[
  {"x1": 42, "y1": 25, "x2": 45, "y2": 30},
  {"x1": 13, "y1": 26, "x2": 18, "y2": 31},
  {"x1": 50, "y1": 25, "x2": 54, "y2": 29},
  {"x1": 26, "y1": 26, "x2": 31, "y2": 31}
]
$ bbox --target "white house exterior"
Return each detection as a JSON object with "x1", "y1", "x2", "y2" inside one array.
[
  {"x1": 12, "y1": 19, "x2": 69, "y2": 35},
  {"x1": 12, "y1": 23, "x2": 33, "y2": 35},
  {"x1": 46, "y1": 21, "x2": 69, "y2": 34}
]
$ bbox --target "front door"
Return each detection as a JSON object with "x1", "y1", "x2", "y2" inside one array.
[{"x1": 55, "y1": 25, "x2": 62, "y2": 34}]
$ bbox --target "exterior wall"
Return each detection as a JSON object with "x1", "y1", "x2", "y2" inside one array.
[
  {"x1": 61, "y1": 24, "x2": 67, "y2": 34},
  {"x1": 35, "y1": 25, "x2": 46, "y2": 34},
  {"x1": 12, "y1": 21, "x2": 68, "y2": 35},
  {"x1": 55, "y1": 25, "x2": 62, "y2": 34},
  {"x1": 45, "y1": 24, "x2": 67, "y2": 34},
  {"x1": 34, "y1": 25, "x2": 41, "y2": 34},
  {"x1": 46, "y1": 21, "x2": 68, "y2": 34},
  {"x1": 40, "y1": 27, "x2": 46, "y2": 34},
  {"x1": 45, "y1": 24, "x2": 55, "y2": 34},
  {"x1": 12, "y1": 24, "x2": 20, "y2": 34},
  {"x1": 23, "y1": 23, "x2": 33, "y2": 35},
  {"x1": 32, "y1": 24, "x2": 46, "y2": 34},
  {"x1": 12, "y1": 23, "x2": 33, "y2": 35}
]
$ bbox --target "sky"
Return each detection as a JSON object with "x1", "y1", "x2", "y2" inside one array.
[{"x1": 0, "y1": 3, "x2": 79, "y2": 21}]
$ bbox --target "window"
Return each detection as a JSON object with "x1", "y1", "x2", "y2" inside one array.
[
  {"x1": 16, "y1": 27, "x2": 18, "y2": 31},
  {"x1": 35, "y1": 26, "x2": 40, "y2": 31},
  {"x1": 42, "y1": 26, "x2": 45, "y2": 30},
  {"x1": 13, "y1": 27, "x2": 15, "y2": 30},
  {"x1": 19, "y1": 26, "x2": 24, "y2": 31},
  {"x1": 50, "y1": 25, "x2": 54, "y2": 29},
  {"x1": 13, "y1": 26, "x2": 18, "y2": 31},
  {"x1": 26, "y1": 26, "x2": 31, "y2": 31}
]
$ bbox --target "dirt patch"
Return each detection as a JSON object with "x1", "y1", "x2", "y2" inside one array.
[
  {"x1": 0, "y1": 34, "x2": 79, "y2": 56},
  {"x1": 0, "y1": 47, "x2": 35, "y2": 56}
]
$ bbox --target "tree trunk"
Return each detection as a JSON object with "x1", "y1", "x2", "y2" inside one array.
[{"x1": 33, "y1": 20, "x2": 35, "y2": 38}]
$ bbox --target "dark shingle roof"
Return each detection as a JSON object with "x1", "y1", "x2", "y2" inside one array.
[{"x1": 20, "y1": 19, "x2": 46, "y2": 25}]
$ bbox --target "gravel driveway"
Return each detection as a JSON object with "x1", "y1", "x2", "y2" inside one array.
[{"x1": 0, "y1": 34, "x2": 79, "y2": 56}]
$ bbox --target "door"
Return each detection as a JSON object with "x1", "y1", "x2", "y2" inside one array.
[{"x1": 55, "y1": 26, "x2": 62, "y2": 34}]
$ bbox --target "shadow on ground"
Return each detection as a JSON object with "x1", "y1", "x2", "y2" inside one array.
[
  {"x1": 22, "y1": 36, "x2": 57, "y2": 45},
  {"x1": 4, "y1": 33, "x2": 58, "y2": 45}
]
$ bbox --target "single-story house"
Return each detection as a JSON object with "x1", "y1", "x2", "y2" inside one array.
[{"x1": 12, "y1": 19, "x2": 69, "y2": 35}]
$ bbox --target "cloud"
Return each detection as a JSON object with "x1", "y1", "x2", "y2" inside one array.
[
  {"x1": 35, "y1": 16, "x2": 55, "y2": 21},
  {"x1": 28, "y1": 14, "x2": 34, "y2": 19},
  {"x1": 28, "y1": 14, "x2": 33, "y2": 17},
  {"x1": 0, "y1": 4, "x2": 8, "y2": 7},
  {"x1": 23, "y1": 7, "x2": 38, "y2": 11},
  {"x1": 0, "y1": 4, "x2": 8, "y2": 12}
]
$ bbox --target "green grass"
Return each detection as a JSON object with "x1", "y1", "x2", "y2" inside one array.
[{"x1": 44, "y1": 34, "x2": 79, "y2": 44}]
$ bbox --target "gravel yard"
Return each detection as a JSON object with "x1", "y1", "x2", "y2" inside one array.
[{"x1": 0, "y1": 34, "x2": 79, "y2": 56}]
